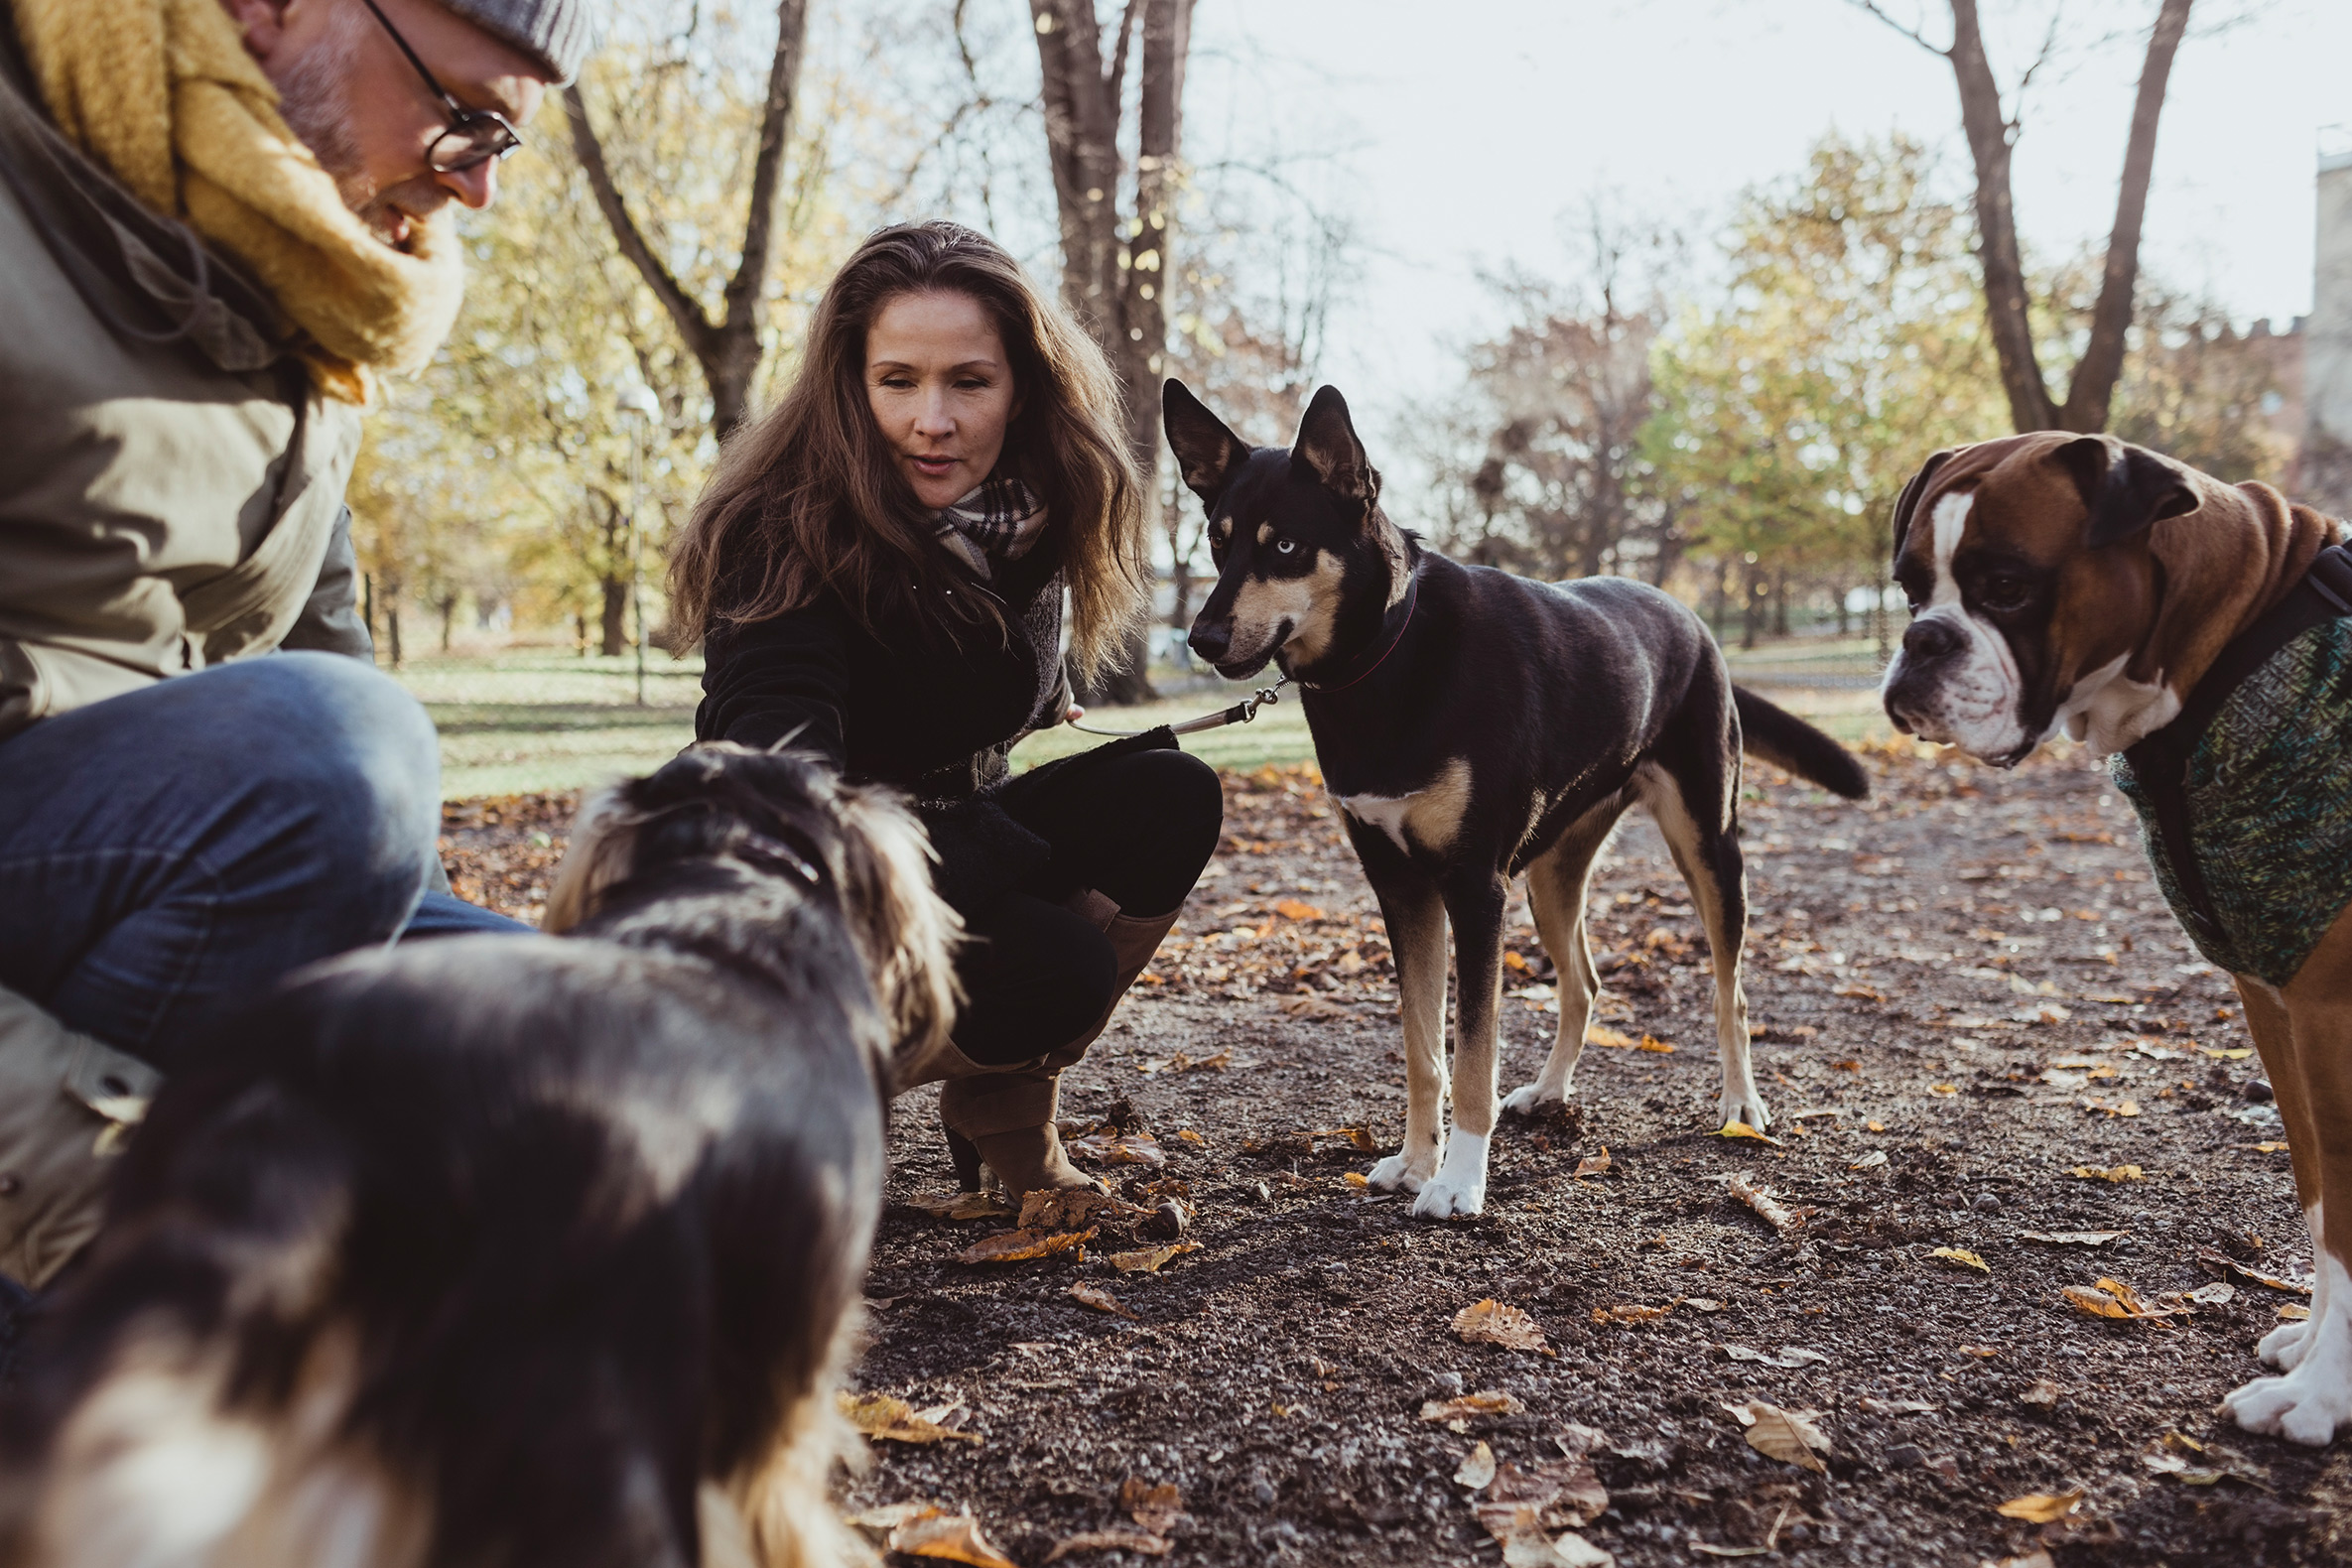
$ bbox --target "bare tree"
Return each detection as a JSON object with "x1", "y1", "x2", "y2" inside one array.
[
  {"x1": 1030, "y1": 0, "x2": 1199, "y2": 703},
  {"x1": 1855, "y1": 0, "x2": 2193, "y2": 433},
  {"x1": 566, "y1": 0, "x2": 812, "y2": 436}
]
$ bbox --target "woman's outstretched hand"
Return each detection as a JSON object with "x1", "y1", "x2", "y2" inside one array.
[{"x1": 1065, "y1": 705, "x2": 1085, "y2": 724}]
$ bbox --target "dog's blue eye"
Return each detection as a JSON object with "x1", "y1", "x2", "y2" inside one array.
[{"x1": 1274, "y1": 538, "x2": 1297, "y2": 556}]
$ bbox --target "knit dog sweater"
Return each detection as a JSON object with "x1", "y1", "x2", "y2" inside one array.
[{"x1": 2111, "y1": 617, "x2": 2352, "y2": 986}]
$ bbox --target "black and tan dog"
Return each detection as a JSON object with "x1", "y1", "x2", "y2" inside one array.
[
  {"x1": 1166, "y1": 381, "x2": 1868, "y2": 1220},
  {"x1": 0, "y1": 744, "x2": 959, "y2": 1568},
  {"x1": 1883, "y1": 432, "x2": 2352, "y2": 1445}
]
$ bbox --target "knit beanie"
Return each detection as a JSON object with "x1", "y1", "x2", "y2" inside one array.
[{"x1": 433, "y1": 0, "x2": 593, "y2": 84}]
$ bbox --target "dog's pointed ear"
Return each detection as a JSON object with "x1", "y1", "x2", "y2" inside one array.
[
  {"x1": 1163, "y1": 379, "x2": 1249, "y2": 507},
  {"x1": 1291, "y1": 385, "x2": 1379, "y2": 510},
  {"x1": 2056, "y1": 435, "x2": 2200, "y2": 548},
  {"x1": 1889, "y1": 448, "x2": 1956, "y2": 568}
]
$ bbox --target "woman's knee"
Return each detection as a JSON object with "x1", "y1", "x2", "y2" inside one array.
[
  {"x1": 952, "y1": 901, "x2": 1119, "y2": 1064},
  {"x1": 1106, "y1": 749, "x2": 1224, "y2": 914}
]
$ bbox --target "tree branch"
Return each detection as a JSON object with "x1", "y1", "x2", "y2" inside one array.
[
  {"x1": 1847, "y1": 0, "x2": 1951, "y2": 55},
  {"x1": 2058, "y1": 0, "x2": 2193, "y2": 432},
  {"x1": 565, "y1": 84, "x2": 716, "y2": 363},
  {"x1": 721, "y1": 0, "x2": 810, "y2": 346},
  {"x1": 1947, "y1": 0, "x2": 2058, "y2": 430},
  {"x1": 1105, "y1": 0, "x2": 1144, "y2": 104}
]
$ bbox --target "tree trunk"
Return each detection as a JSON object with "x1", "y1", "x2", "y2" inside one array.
[
  {"x1": 1938, "y1": 0, "x2": 2192, "y2": 434},
  {"x1": 600, "y1": 577, "x2": 628, "y2": 658},
  {"x1": 1741, "y1": 562, "x2": 1764, "y2": 650},
  {"x1": 568, "y1": 0, "x2": 810, "y2": 437},
  {"x1": 1031, "y1": 0, "x2": 1199, "y2": 707},
  {"x1": 576, "y1": 610, "x2": 590, "y2": 657},
  {"x1": 437, "y1": 593, "x2": 458, "y2": 653},
  {"x1": 385, "y1": 599, "x2": 404, "y2": 669}
]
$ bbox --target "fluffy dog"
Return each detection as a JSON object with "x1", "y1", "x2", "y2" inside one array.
[
  {"x1": 0, "y1": 744, "x2": 958, "y2": 1568},
  {"x1": 1167, "y1": 380, "x2": 1868, "y2": 1220}
]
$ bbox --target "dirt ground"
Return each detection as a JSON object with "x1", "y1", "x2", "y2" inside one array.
[{"x1": 444, "y1": 742, "x2": 2342, "y2": 1568}]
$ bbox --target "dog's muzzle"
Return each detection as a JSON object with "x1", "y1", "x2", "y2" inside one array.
[
  {"x1": 1881, "y1": 616, "x2": 1966, "y2": 736},
  {"x1": 1188, "y1": 618, "x2": 1234, "y2": 666}
]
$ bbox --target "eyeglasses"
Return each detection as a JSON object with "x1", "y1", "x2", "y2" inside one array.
[{"x1": 356, "y1": 0, "x2": 524, "y2": 175}]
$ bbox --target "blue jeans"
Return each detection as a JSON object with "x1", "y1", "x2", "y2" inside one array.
[{"x1": 0, "y1": 653, "x2": 526, "y2": 1073}]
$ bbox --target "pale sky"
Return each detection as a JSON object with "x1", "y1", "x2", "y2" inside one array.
[{"x1": 1182, "y1": 0, "x2": 2352, "y2": 449}]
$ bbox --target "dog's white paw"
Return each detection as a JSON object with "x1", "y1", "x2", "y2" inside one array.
[
  {"x1": 1410, "y1": 1132, "x2": 1489, "y2": 1221},
  {"x1": 2224, "y1": 1365, "x2": 2352, "y2": 1447},
  {"x1": 1368, "y1": 1152, "x2": 1434, "y2": 1194},
  {"x1": 1718, "y1": 1088, "x2": 1771, "y2": 1132},
  {"x1": 1502, "y1": 1081, "x2": 1564, "y2": 1116},
  {"x1": 2260, "y1": 1318, "x2": 2315, "y2": 1372}
]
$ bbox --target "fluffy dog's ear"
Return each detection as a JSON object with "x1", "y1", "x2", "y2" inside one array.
[
  {"x1": 1889, "y1": 448, "x2": 1955, "y2": 567},
  {"x1": 830, "y1": 783, "x2": 963, "y2": 1079},
  {"x1": 543, "y1": 784, "x2": 643, "y2": 933},
  {"x1": 1291, "y1": 385, "x2": 1379, "y2": 511},
  {"x1": 1163, "y1": 378, "x2": 1250, "y2": 508},
  {"x1": 2056, "y1": 435, "x2": 2200, "y2": 548}
]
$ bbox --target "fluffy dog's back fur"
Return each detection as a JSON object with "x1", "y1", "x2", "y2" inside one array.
[{"x1": 0, "y1": 747, "x2": 957, "y2": 1568}]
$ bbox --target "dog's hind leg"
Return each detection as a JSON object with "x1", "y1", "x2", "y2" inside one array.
[
  {"x1": 1634, "y1": 757, "x2": 1765, "y2": 1132},
  {"x1": 1415, "y1": 872, "x2": 1509, "y2": 1220},
  {"x1": 1503, "y1": 801, "x2": 1627, "y2": 1116},
  {"x1": 1362, "y1": 865, "x2": 1449, "y2": 1198}
]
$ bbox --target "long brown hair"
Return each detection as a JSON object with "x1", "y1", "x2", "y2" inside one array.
[{"x1": 668, "y1": 222, "x2": 1147, "y2": 681}]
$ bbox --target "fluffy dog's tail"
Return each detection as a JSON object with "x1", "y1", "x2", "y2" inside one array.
[{"x1": 1733, "y1": 687, "x2": 1870, "y2": 800}]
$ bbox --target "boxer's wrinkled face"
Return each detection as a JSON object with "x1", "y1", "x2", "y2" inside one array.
[{"x1": 1882, "y1": 437, "x2": 2175, "y2": 766}]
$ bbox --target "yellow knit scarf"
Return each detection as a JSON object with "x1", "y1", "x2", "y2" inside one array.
[{"x1": 11, "y1": 0, "x2": 464, "y2": 401}]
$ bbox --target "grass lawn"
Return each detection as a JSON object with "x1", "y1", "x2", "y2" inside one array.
[{"x1": 394, "y1": 649, "x2": 1895, "y2": 800}]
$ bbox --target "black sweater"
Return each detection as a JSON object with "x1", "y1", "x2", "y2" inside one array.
[{"x1": 695, "y1": 548, "x2": 1070, "y2": 913}]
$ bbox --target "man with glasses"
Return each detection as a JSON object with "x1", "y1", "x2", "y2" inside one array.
[{"x1": 0, "y1": 0, "x2": 588, "y2": 1304}]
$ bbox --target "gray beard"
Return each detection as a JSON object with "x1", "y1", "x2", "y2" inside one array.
[{"x1": 271, "y1": 18, "x2": 403, "y2": 240}]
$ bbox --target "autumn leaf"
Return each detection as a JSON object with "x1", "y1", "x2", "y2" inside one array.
[
  {"x1": 1848, "y1": 1150, "x2": 1889, "y2": 1171},
  {"x1": 1995, "y1": 1490, "x2": 2084, "y2": 1523},
  {"x1": 1312, "y1": 1124, "x2": 1381, "y2": 1151},
  {"x1": 1068, "y1": 1281, "x2": 1137, "y2": 1319},
  {"x1": 1120, "y1": 1476, "x2": 1183, "y2": 1535},
  {"x1": 890, "y1": 1509, "x2": 1023, "y2": 1567},
  {"x1": 2061, "y1": 1277, "x2": 2180, "y2": 1324},
  {"x1": 1929, "y1": 1083, "x2": 1957, "y2": 1096},
  {"x1": 1272, "y1": 897, "x2": 1325, "y2": 922},
  {"x1": 2069, "y1": 1164, "x2": 2145, "y2": 1182},
  {"x1": 1109, "y1": 1241, "x2": 1200, "y2": 1273},
  {"x1": 1500, "y1": 1533, "x2": 1615, "y2": 1568},
  {"x1": 1588, "y1": 1026, "x2": 1637, "y2": 1048},
  {"x1": 1592, "y1": 1303, "x2": 1670, "y2": 1324},
  {"x1": 1175, "y1": 1128, "x2": 1207, "y2": 1144},
  {"x1": 1725, "y1": 1400, "x2": 1830, "y2": 1474},
  {"x1": 1474, "y1": 1456, "x2": 1610, "y2": 1535},
  {"x1": 838, "y1": 1393, "x2": 982, "y2": 1445},
  {"x1": 1281, "y1": 993, "x2": 1354, "y2": 1018},
  {"x1": 907, "y1": 1190, "x2": 1019, "y2": 1222},
  {"x1": 2281, "y1": 1303, "x2": 2313, "y2": 1321},
  {"x1": 849, "y1": 1502, "x2": 942, "y2": 1533},
  {"x1": 1716, "y1": 1121, "x2": 1782, "y2": 1146},
  {"x1": 1066, "y1": 1128, "x2": 1166, "y2": 1167},
  {"x1": 1453, "y1": 1299, "x2": 1556, "y2": 1356},
  {"x1": 1636, "y1": 1034, "x2": 1676, "y2": 1053},
  {"x1": 1020, "y1": 1189, "x2": 1139, "y2": 1232},
  {"x1": 1419, "y1": 1390, "x2": 1526, "y2": 1428},
  {"x1": 1572, "y1": 1146, "x2": 1612, "y2": 1180},
  {"x1": 1932, "y1": 1247, "x2": 1990, "y2": 1273},
  {"x1": 1045, "y1": 1527, "x2": 1170, "y2": 1560},
  {"x1": 1454, "y1": 1441, "x2": 1498, "y2": 1490},
  {"x1": 2019, "y1": 1231, "x2": 2125, "y2": 1245},
  {"x1": 951, "y1": 1228, "x2": 1096, "y2": 1265}
]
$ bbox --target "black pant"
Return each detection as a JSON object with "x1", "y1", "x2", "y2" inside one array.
[{"x1": 951, "y1": 746, "x2": 1222, "y2": 1067}]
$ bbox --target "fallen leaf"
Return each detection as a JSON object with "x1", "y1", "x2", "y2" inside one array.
[
  {"x1": 1119, "y1": 1477, "x2": 1182, "y2": 1534},
  {"x1": 1175, "y1": 1128, "x2": 1207, "y2": 1145},
  {"x1": 1932, "y1": 1247, "x2": 1990, "y2": 1273},
  {"x1": 1716, "y1": 1121, "x2": 1783, "y2": 1146},
  {"x1": 1272, "y1": 897, "x2": 1325, "y2": 922},
  {"x1": 1281, "y1": 993, "x2": 1354, "y2": 1019},
  {"x1": 1636, "y1": 1035, "x2": 1676, "y2": 1053},
  {"x1": 1834, "y1": 982, "x2": 1883, "y2": 1001},
  {"x1": 1983, "y1": 1555, "x2": 2057, "y2": 1568},
  {"x1": 1690, "y1": 1544, "x2": 1772, "y2": 1560},
  {"x1": 1929, "y1": 1083, "x2": 1958, "y2": 1096},
  {"x1": 2197, "y1": 1246, "x2": 2314, "y2": 1295},
  {"x1": 1454, "y1": 1298, "x2": 1556, "y2": 1355},
  {"x1": 1960, "y1": 1344, "x2": 2001, "y2": 1358},
  {"x1": 1108, "y1": 1241, "x2": 1200, "y2": 1273},
  {"x1": 2255, "y1": 1140, "x2": 2289, "y2": 1152},
  {"x1": 1474, "y1": 1458, "x2": 1610, "y2": 1536},
  {"x1": 849, "y1": 1501, "x2": 944, "y2": 1532},
  {"x1": 1719, "y1": 1344, "x2": 1829, "y2": 1369},
  {"x1": 2019, "y1": 1231, "x2": 2125, "y2": 1245},
  {"x1": 907, "y1": 1190, "x2": 1019, "y2": 1221},
  {"x1": 891, "y1": 1509, "x2": 1022, "y2": 1567},
  {"x1": 1724, "y1": 1172, "x2": 1807, "y2": 1236},
  {"x1": 1683, "y1": 1297, "x2": 1727, "y2": 1313},
  {"x1": 1572, "y1": 1146, "x2": 1613, "y2": 1180},
  {"x1": 1730, "y1": 1400, "x2": 1830, "y2": 1474},
  {"x1": 1592, "y1": 1303, "x2": 1671, "y2": 1324},
  {"x1": 1867, "y1": 1118, "x2": 1886, "y2": 1132},
  {"x1": 952, "y1": 1228, "x2": 1096, "y2": 1266},
  {"x1": 1831, "y1": 1059, "x2": 1862, "y2": 1071},
  {"x1": 2069, "y1": 1164, "x2": 2145, "y2": 1182},
  {"x1": 1312, "y1": 1124, "x2": 1381, "y2": 1151},
  {"x1": 1067, "y1": 1281, "x2": 1136, "y2": 1319},
  {"x1": 1588, "y1": 1026, "x2": 1638, "y2": 1048},
  {"x1": 1858, "y1": 1396, "x2": 1938, "y2": 1414},
  {"x1": 1849, "y1": 1150, "x2": 1889, "y2": 1170},
  {"x1": 1455, "y1": 1441, "x2": 1498, "y2": 1490},
  {"x1": 1045, "y1": 1527, "x2": 1170, "y2": 1560},
  {"x1": 2060, "y1": 1277, "x2": 2180, "y2": 1324},
  {"x1": 1420, "y1": 1391, "x2": 1527, "y2": 1425},
  {"x1": 1020, "y1": 1189, "x2": 1139, "y2": 1232},
  {"x1": 2281, "y1": 1303, "x2": 2312, "y2": 1321},
  {"x1": 1066, "y1": 1128, "x2": 1167, "y2": 1166},
  {"x1": 1995, "y1": 1490, "x2": 2084, "y2": 1523},
  {"x1": 838, "y1": 1393, "x2": 983, "y2": 1445},
  {"x1": 1501, "y1": 1531, "x2": 1616, "y2": 1567},
  {"x1": 1343, "y1": 1171, "x2": 1371, "y2": 1189}
]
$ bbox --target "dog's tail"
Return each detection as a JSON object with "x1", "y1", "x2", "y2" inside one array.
[{"x1": 1733, "y1": 687, "x2": 1870, "y2": 800}]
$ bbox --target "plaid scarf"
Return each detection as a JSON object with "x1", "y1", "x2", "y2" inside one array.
[{"x1": 932, "y1": 476, "x2": 1047, "y2": 583}]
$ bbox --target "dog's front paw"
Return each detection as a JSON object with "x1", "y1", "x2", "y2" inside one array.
[
  {"x1": 1368, "y1": 1152, "x2": 1435, "y2": 1194},
  {"x1": 1718, "y1": 1088, "x2": 1771, "y2": 1132},
  {"x1": 2224, "y1": 1364, "x2": 2352, "y2": 1447},
  {"x1": 1502, "y1": 1081, "x2": 1565, "y2": 1116},
  {"x1": 1410, "y1": 1132, "x2": 1489, "y2": 1220},
  {"x1": 2260, "y1": 1317, "x2": 2315, "y2": 1372}
]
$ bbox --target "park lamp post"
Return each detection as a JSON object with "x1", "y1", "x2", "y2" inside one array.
[{"x1": 617, "y1": 384, "x2": 661, "y2": 707}]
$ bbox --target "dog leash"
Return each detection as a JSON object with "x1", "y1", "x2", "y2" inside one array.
[{"x1": 1064, "y1": 676, "x2": 1291, "y2": 738}]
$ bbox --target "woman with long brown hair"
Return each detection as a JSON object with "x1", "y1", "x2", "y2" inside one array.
[{"x1": 671, "y1": 221, "x2": 1222, "y2": 1199}]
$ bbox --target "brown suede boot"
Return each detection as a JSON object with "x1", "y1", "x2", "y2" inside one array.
[{"x1": 937, "y1": 903, "x2": 1183, "y2": 1198}]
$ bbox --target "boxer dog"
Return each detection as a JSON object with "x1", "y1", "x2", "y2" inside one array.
[
  {"x1": 1167, "y1": 380, "x2": 1869, "y2": 1221},
  {"x1": 1882, "y1": 431, "x2": 2352, "y2": 1445}
]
